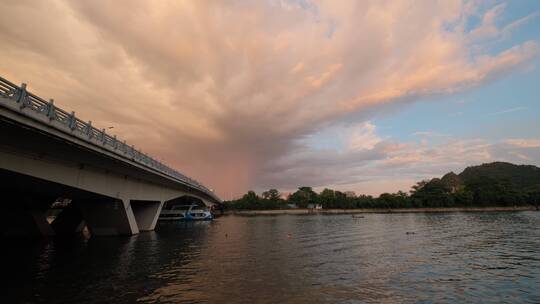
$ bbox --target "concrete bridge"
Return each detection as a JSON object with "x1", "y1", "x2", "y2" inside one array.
[{"x1": 0, "y1": 75, "x2": 221, "y2": 237}]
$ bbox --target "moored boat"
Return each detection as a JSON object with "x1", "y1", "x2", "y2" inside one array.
[{"x1": 159, "y1": 204, "x2": 213, "y2": 221}]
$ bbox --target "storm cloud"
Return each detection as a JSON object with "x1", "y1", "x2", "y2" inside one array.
[{"x1": 1, "y1": 0, "x2": 538, "y2": 198}]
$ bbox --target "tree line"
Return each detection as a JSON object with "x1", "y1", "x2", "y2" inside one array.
[{"x1": 224, "y1": 162, "x2": 540, "y2": 210}]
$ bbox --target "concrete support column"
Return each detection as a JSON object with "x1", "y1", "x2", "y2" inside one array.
[
  {"x1": 50, "y1": 202, "x2": 85, "y2": 235},
  {"x1": 131, "y1": 200, "x2": 163, "y2": 231},
  {"x1": 1, "y1": 197, "x2": 55, "y2": 237},
  {"x1": 79, "y1": 199, "x2": 139, "y2": 236}
]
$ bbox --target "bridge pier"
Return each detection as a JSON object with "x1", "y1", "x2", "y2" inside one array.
[
  {"x1": 131, "y1": 200, "x2": 163, "y2": 231},
  {"x1": 50, "y1": 202, "x2": 85, "y2": 235},
  {"x1": 79, "y1": 199, "x2": 139, "y2": 236},
  {"x1": 1, "y1": 196, "x2": 55, "y2": 238}
]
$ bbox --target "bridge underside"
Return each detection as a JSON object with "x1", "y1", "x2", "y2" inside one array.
[
  {"x1": 0, "y1": 110, "x2": 217, "y2": 238},
  {"x1": 0, "y1": 169, "x2": 164, "y2": 237}
]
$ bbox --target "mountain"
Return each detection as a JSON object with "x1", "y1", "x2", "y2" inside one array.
[
  {"x1": 458, "y1": 162, "x2": 540, "y2": 190},
  {"x1": 411, "y1": 162, "x2": 540, "y2": 206},
  {"x1": 440, "y1": 172, "x2": 461, "y2": 193}
]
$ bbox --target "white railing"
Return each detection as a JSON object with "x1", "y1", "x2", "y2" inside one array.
[{"x1": 0, "y1": 75, "x2": 220, "y2": 202}]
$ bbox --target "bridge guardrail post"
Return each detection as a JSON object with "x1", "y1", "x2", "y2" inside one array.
[
  {"x1": 69, "y1": 111, "x2": 76, "y2": 130},
  {"x1": 47, "y1": 99, "x2": 56, "y2": 120},
  {"x1": 17, "y1": 83, "x2": 28, "y2": 109},
  {"x1": 86, "y1": 121, "x2": 93, "y2": 138},
  {"x1": 16, "y1": 83, "x2": 27, "y2": 103},
  {"x1": 100, "y1": 128, "x2": 105, "y2": 144}
]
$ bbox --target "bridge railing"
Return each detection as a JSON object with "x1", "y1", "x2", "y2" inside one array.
[{"x1": 0, "y1": 75, "x2": 219, "y2": 202}]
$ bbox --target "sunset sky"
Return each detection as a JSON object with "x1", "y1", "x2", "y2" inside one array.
[{"x1": 1, "y1": 0, "x2": 539, "y2": 199}]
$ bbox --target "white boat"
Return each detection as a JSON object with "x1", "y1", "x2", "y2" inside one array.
[{"x1": 159, "y1": 204, "x2": 213, "y2": 221}]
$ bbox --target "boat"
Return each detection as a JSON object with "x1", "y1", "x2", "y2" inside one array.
[{"x1": 159, "y1": 203, "x2": 213, "y2": 221}]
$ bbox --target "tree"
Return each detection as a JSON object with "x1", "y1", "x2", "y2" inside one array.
[
  {"x1": 262, "y1": 189, "x2": 281, "y2": 201},
  {"x1": 355, "y1": 195, "x2": 375, "y2": 208},
  {"x1": 318, "y1": 188, "x2": 336, "y2": 208},
  {"x1": 260, "y1": 189, "x2": 285, "y2": 209},
  {"x1": 243, "y1": 190, "x2": 258, "y2": 204},
  {"x1": 334, "y1": 191, "x2": 348, "y2": 208},
  {"x1": 231, "y1": 190, "x2": 260, "y2": 209},
  {"x1": 288, "y1": 187, "x2": 318, "y2": 208},
  {"x1": 410, "y1": 178, "x2": 452, "y2": 207},
  {"x1": 376, "y1": 192, "x2": 409, "y2": 208},
  {"x1": 410, "y1": 180, "x2": 429, "y2": 195}
]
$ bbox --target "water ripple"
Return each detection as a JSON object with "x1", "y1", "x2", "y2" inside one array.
[{"x1": 1, "y1": 212, "x2": 539, "y2": 303}]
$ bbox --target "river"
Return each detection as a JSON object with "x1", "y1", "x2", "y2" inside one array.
[{"x1": 2, "y1": 212, "x2": 539, "y2": 303}]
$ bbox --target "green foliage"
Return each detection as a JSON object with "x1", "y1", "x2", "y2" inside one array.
[
  {"x1": 224, "y1": 189, "x2": 287, "y2": 210},
  {"x1": 411, "y1": 178, "x2": 455, "y2": 207},
  {"x1": 317, "y1": 188, "x2": 358, "y2": 208},
  {"x1": 460, "y1": 162, "x2": 540, "y2": 191},
  {"x1": 288, "y1": 187, "x2": 318, "y2": 208},
  {"x1": 224, "y1": 162, "x2": 540, "y2": 210},
  {"x1": 262, "y1": 189, "x2": 281, "y2": 201},
  {"x1": 377, "y1": 191, "x2": 411, "y2": 208},
  {"x1": 409, "y1": 162, "x2": 539, "y2": 207}
]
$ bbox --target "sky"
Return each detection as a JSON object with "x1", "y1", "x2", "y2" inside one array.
[{"x1": 1, "y1": 0, "x2": 539, "y2": 199}]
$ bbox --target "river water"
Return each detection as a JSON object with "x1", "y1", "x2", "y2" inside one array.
[{"x1": 2, "y1": 212, "x2": 539, "y2": 303}]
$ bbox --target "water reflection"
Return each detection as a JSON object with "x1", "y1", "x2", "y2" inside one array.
[{"x1": 1, "y1": 212, "x2": 539, "y2": 303}]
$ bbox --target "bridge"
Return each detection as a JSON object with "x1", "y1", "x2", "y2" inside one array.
[{"x1": 0, "y1": 75, "x2": 221, "y2": 237}]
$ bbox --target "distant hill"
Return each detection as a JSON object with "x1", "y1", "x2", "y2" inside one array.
[
  {"x1": 411, "y1": 162, "x2": 540, "y2": 206},
  {"x1": 458, "y1": 162, "x2": 540, "y2": 191}
]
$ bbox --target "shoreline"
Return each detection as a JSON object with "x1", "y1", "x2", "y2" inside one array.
[{"x1": 225, "y1": 206, "x2": 538, "y2": 216}]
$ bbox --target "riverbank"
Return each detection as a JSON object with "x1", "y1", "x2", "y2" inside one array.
[{"x1": 226, "y1": 206, "x2": 538, "y2": 215}]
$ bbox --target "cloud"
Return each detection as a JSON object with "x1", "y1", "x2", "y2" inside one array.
[
  {"x1": 504, "y1": 139, "x2": 540, "y2": 148},
  {"x1": 467, "y1": 2, "x2": 507, "y2": 42},
  {"x1": 486, "y1": 106, "x2": 527, "y2": 116},
  {"x1": 260, "y1": 128, "x2": 540, "y2": 195},
  {"x1": 502, "y1": 11, "x2": 540, "y2": 39},
  {"x1": 412, "y1": 131, "x2": 451, "y2": 138},
  {"x1": 348, "y1": 122, "x2": 382, "y2": 151},
  {"x1": 0, "y1": 0, "x2": 538, "y2": 197},
  {"x1": 468, "y1": 3, "x2": 540, "y2": 43}
]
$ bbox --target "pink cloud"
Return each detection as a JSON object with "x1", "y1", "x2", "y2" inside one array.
[
  {"x1": 504, "y1": 139, "x2": 540, "y2": 148},
  {"x1": 0, "y1": 0, "x2": 538, "y2": 197}
]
